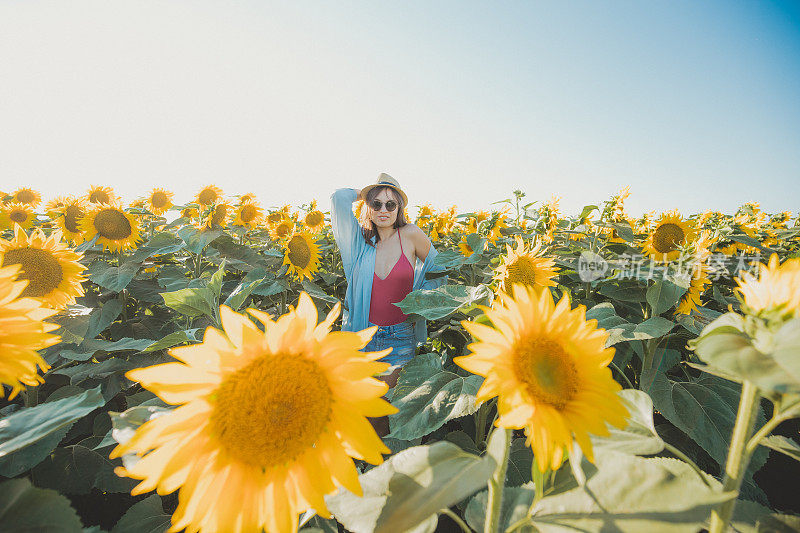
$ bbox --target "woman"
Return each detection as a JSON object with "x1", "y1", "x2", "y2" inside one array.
[{"x1": 330, "y1": 173, "x2": 444, "y2": 393}]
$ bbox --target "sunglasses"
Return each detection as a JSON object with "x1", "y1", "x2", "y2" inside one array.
[{"x1": 370, "y1": 199, "x2": 398, "y2": 212}]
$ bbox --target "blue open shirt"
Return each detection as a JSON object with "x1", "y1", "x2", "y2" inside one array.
[{"x1": 330, "y1": 188, "x2": 446, "y2": 345}]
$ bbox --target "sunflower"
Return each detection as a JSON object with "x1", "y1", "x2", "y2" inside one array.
[
  {"x1": 147, "y1": 188, "x2": 174, "y2": 215},
  {"x1": 203, "y1": 202, "x2": 232, "y2": 229},
  {"x1": 111, "y1": 294, "x2": 395, "y2": 533},
  {"x1": 642, "y1": 210, "x2": 695, "y2": 262},
  {"x1": 80, "y1": 203, "x2": 142, "y2": 252},
  {"x1": 0, "y1": 264, "x2": 60, "y2": 399},
  {"x1": 283, "y1": 232, "x2": 321, "y2": 281},
  {"x1": 86, "y1": 185, "x2": 118, "y2": 205},
  {"x1": 11, "y1": 187, "x2": 42, "y2": 208},
  {"x1": 45, "y1": 196, "x2": 71, "y2": 218},
  {"x1": 180, "y1": 207, "x2": 199, "y2": 220},
  {"x1": 0, "y1": 225, "x2": 86, "y2": 309},
  {"x1": 493, "y1": 236, "x2": 558, "y2": 297},
  {"x1": 303, "y1": 201, "x2": 326, "y2": 234},
  {"x1": 675, "y1": 264, "x2": 712, "y2": 316},
  {"x1": 458, "y1": 236, "x2": 475, "y2": 257},
  {"x1": 54, "y1": 198, "x2": 87, "y2": 245},
  {"x1": 239, "y1": 192, "x2": 257, "y2": 204},
  {"x1": 0, "y1": 203, "x2": 37, "y2": 231},
  {"x1": 487, "y1": 213, "x2": 510, "y2": 244},
  {"x1": 195, "y1": 185, "x2": 223, "y2": 208},
  {"x1": 454, "y1": 285, "x2": 628, "y2": 472},
  {"x1": 736, "y1": 254, "x2": 800, "y2": 319},
  {"x1": 233, "y1": 201, "x2": 263, "y2": 228},
  {"x1": 270, "y1": 218, "x2": 295, "y2": 242}
]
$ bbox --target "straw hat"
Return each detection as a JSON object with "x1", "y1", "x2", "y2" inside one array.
[{"x1": 361, "y1": 173, "x2": 408, "y2": 206}]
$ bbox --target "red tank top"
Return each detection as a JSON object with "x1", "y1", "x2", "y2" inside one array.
[{"x1": 369, "y1": 231, "x2": 414, "y2": 326}]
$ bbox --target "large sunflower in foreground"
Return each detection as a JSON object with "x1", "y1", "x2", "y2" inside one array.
[
  {"x1": 54, "y1": 198, "x2": 87, "y2": 245},
  {"x1": 146, "y1": 188, "x2": 174, "y2": 216},
  {"x1": 0, "y1": 203, "x2": 36, "y2": 230},
  {"x1": 111, "y1": 294, "x2": 395, "y2": 533},
  {"x1": 11, "y1": 187, "x2": 42, "y2": 208},
  {"x1": 195, "y1": 184, "x2": 223, "y2": 208},
  {"x1": 86, "y1": 185, "x2": 118, "y2": 205},
  {"x1": 493, "y1": 236, "x2": 558, "y2": 297},
  {"x1": 0, "y1": 225, "x2": 86, "y2": 309},
  {"x1": 80, "y1": 203, "x2": 142, "y2": 252},
  {"x1": 642, "y1": 211, "x2": 695, "y2": 262},
  {"x1": 736, "y1": 254, "x2": 800, "y2": 319},
  {"x1": 454, "y1": 285, "x2": 628, "y2": 472},
  {"x1": 283, "y1": 232, "x2": 321, "y2": 281},
  {"x1": 0, "y1": 264, "x2": 60, "y2": 398}
]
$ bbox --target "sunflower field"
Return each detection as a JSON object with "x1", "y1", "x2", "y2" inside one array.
[{"x1": 1, "y1": 185, "x2": 800, "y2": 533}]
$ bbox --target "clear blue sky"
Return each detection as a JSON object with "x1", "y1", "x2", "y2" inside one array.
[{"x1": 1, "y1": 0, "x2": 798, "y2": 217}]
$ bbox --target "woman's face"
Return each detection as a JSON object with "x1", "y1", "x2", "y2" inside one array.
[{"x1": 369, "y1": 188, "x2": 400, "y2": 229}]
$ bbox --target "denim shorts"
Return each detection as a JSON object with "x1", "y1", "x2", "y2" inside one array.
[{"x1": 363, "y1": 321, "x2": 416, "y2": 369}]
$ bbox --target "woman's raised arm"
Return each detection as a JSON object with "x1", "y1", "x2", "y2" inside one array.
[{"x1": 330, "y1": 188, "x2": 364, "y2": 277}]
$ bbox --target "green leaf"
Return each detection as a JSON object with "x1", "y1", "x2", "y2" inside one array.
[
  {"x1": 389, "y1": 354, "x2": 483, "y2": 440},
  {"x1": 431, "y1": 249, "x2": 466, "y2": 271},
  {"x1": 0, "y1": 424, "x2": 70, "y2": 477},
  {"x1": 60, "y1": 337, "x2": 157, "y2": 361},
  {"x1": 127, "y1": 232, "x2": 185, "y2": 263},
  {"x1": 178, "y1": 226, "x2": 223, "y2": 255},
  {"x1": 0, "y1": 387, "x2": 104, "y2": 458},
  {"x1": 32, "y1": 444, "x2": 136, "y2": 495},
  {"x1": 649, "y1": 373, "x2": 768, "y2": 483},
  {"x1": 647, "y1": 279, "x2": 688, "y2": 315},
  {"x1": 590, "y1": 389, "x2": 665, "y2": 455},
  {"x1": 208, "y1": 260, "x2": 226, "y2": 299},
  {"x1": 692, "y1": 314, "x2": 800, "y2": 395},
  {"x1": 300, "y1": 278, "x2": 339, "y2": 304},
  {"x1": 161, "y1": 286, "x2": 216, "y2": 318},
  {"x1": 87, "y1": 260, "x2": 140, "y2": 292},
  {"x1": 756, "y1": 513, "x2": 800, "y2": 532},
  {"x1": 633, "y1": 316, "x2": 675, "y2": 339},
  {"x1": 325, "y1": 441, "x2": 496, "y2": 533},
  {"x1": 466, "y1": 453, "x2": 733, "y2": 533},
  {"x1": 760, "y1": 435, "x2": 800, "y2": 462},
  {"x1": 396, "y1": 284, "x2": 492, "y2": 320},
  {"x1": 53, "y1": 354, "x2": 167, "y2": 385},
  {"x1": 0, "y1": 478, "x2": 83, "y2": 533},
  {"x1": 111, "y1": 494, "x2": 171, "y2": 533},
  {"x1": 141, "y1": 329, "x2": 200, "y2": 353},
  {"x1": 83, "y1": 299, "x2": 124, "y2": 341},
  {"x1": 208, "y1": 234, "x2": 268, "y2": 268}
]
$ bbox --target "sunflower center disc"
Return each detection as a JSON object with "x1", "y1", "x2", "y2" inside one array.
[
  {"x1": 653, "y1": 223, "x2": 685, "y2": 253},
  {"x1": 305, "y1": 211, "x2": 323, "y2": 227},
  {"x1": 276, "y1": 223, "x2": 291, "y2": 239},
  {"x1": 288, "y1": 236, "x2": 311, "y2": 269},
  {"x1": 198, "y1": 189, "x2": 218, "y2": 205},
  {"x1": 16, "y1": 190, "x2": 36, "y2": 204},
  {"x1": 94, "y1": 209, "x2": 132, "y2": 240},
  {"x1": 64, "y1": 205, "x2": 83, "y2": 233},
  {"x1": 267, "y1": 212, "x2": 283, "y2": 224},
  {"x1": 3, "y1": 248, "x2": 63, "y2": 297},
  {"x1": 240, "y1": 204, "x2": 257, "y2": 223},
  {"x1": 210, "y1": 355, "x2": 332, "y2": 468},
  {"x1": 513, "y1": 336, "x2": 578, "y2": 410},
  {"x1": 506, "y1": 257, "x2": 537, "y2": 286},
  {"x1": 9, "y1": 210, "x2": 28, "y2": 223},
  {"x1": 150, "y1": 192, "x2": 168, "y2": 208}
]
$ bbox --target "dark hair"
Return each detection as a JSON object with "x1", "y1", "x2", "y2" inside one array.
[{"x1": 361, "y1": 186, "x2": 407, "y2": 246}]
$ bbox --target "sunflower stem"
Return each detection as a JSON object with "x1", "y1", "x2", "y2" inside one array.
[
  {"x1": 745, "y1": 399, "x2": 800, "y2": 458},
  {"x1": 484, "y1": 428, "x2": 512, "y2": 533},
  {"x1": 440, "y1": 508, "x2": 473, "y2": 533},
  {"x1": 474, "y1": 401, "x2": 490, "y2": 450},
  {"x1": 708, "y1": 380, "x2": 760, "y2": 533},
  {"x1": 529, "y1": 457, "x2": 546, "y2": 514},
  {"x1": 662, "y1": 442, "x2": 712, "y2": 488}
]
